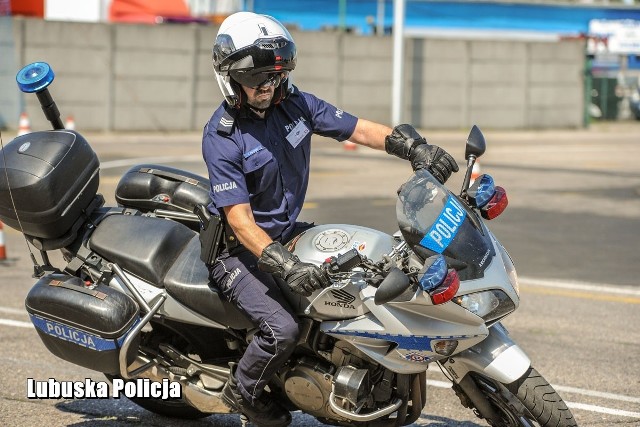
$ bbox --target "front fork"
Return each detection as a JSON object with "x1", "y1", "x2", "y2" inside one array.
[{"x1": 438, "y1": 323, "x2": 531, "y2": 419}]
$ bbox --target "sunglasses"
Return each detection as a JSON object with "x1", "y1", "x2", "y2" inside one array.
[{"x1": 232, "y1": 71, "x2": 288, "y2": 89}]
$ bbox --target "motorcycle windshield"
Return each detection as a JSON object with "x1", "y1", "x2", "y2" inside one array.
[{"x1": 396, "y1": 170, "x2": 495, "y2": 280}]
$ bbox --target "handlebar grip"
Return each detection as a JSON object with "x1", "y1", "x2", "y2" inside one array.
[{"x1": 323, "y1": 249, "x2": 363, "y2": 274}]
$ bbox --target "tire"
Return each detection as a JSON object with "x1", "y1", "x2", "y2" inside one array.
[
  {"x1": 104, "y1": 374, "x2": 209, "y2": 420},
  {"x1": 473, "y1": 367, "x2": 577, "y2": 427}
]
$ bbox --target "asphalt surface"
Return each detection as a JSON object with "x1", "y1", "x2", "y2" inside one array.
[{"x1": 0, "y1": 122, "x2": 639, "y2": 426}]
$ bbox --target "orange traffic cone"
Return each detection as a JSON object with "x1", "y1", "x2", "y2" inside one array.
[
  {"x1": 343, "y1": 141, "x2": 357, "y2": 151},
  {"x1": 65, "y1": 115, "x2": 75, "y2": 130},
  {"x1": 470, "y1": 161, "x2": 481, "y2": 185},
  {"x1": 0, "y1": 221, "x2": 6, "y2": 262},
  {"x1": 17, "y1": 112, "x2": 31, "y2": 136}
]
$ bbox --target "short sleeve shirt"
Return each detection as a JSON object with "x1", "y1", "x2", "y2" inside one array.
[{"x1": 202, "y1": 86, "x2": 358, "y2": 242}]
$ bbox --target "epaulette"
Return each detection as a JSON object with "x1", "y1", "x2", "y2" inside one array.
[{"x1": 216, "y1": 105, "x2": 237, "y2": 136}]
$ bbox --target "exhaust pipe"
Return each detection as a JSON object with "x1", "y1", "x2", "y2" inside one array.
[{"x1": 128, "y1": 356, "x2": 232, "y2": 414}]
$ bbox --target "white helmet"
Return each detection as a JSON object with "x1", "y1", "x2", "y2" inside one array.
[{"x1": 212, "y1": 12, "x2": 297, "y2": 108}]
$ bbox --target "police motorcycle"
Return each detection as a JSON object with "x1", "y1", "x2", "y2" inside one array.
[{"x1": 0, "y1": 62, "x2": 576, "y2": 427}]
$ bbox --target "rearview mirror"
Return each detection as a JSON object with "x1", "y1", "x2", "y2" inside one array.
[
  {"x1": 374, "y1": 267, "x2": 411, "y2": 305},
  {"x1": 465, "y1": 125, "x2": 486, "y2": 160}
]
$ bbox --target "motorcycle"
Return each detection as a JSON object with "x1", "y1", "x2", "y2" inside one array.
[{"x1": 0, "y1": 62, "x2": 576, "y2": 427}]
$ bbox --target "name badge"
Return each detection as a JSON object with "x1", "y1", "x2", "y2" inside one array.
[{"x1": 285, "y1": 121, "x2": 309, "y2": 148}]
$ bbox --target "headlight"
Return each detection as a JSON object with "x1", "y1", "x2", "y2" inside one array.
[{"x1": 453, "y1": 290, "x2": 516, "y2": 324}]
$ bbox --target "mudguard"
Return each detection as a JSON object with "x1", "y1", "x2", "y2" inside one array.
[{"x1": 441, "y1": 323, "x2": 530, "y2": 385}]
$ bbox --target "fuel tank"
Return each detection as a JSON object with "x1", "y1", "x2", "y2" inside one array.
[{"x1": 286, "y1": 224, "x2": 396, "y2": 320}]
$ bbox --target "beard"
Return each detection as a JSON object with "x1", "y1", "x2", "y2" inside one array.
[{"x1": 247, "y1": 87, "x2": 274, "y2": 110}]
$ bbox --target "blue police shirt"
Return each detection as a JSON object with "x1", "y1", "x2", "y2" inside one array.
[{"x1": 202, "y1": 86, "x2": 358, "y2": 242}]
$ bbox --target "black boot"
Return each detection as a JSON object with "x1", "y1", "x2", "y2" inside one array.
[{"x1": 221, "y1": 364, "x2": 291, "y2": 427}]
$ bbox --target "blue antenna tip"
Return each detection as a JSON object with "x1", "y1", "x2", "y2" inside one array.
[{"x1": 16, "y1": 62, "x2": 55, "y2": 93}]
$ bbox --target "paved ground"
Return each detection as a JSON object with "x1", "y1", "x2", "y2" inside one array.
[{"x1": 0, "y1": 121, "x2": 639, "y2": 426}]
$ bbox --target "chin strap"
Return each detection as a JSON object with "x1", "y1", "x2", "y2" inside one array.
[
  {"x1": 271, "y1": 79, "x2": 289, "y2": 105},
  {"x1": 218, "y1": 79, "x2": 293, "y2": 135}
]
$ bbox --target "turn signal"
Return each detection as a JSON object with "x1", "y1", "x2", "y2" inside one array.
[{"x1": 433, "y1": 339, "x2": 458, "y2": 356}]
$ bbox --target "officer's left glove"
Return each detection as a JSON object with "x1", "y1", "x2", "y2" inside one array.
[
  {"x1": 385, "y1": 124, "x2": 459, "y2": 184},
  {"x1": 258, "y1": 242, "x2": 330, "y2": 297}
]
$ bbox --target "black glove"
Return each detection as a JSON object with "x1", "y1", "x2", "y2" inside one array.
[
  {"x1": 385, "y1": 124, "x2": 459, "y2": 184},
  {"x1": 409, "y1": 144, "x2": 459, "y2": 184},
  {"x1": 258, "y1": 242, "x2": 330, "y2": 296}
]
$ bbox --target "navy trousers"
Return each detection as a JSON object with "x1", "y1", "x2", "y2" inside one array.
[{"x1": 209, "y1": 247, "x2": 300, "y2": 405}]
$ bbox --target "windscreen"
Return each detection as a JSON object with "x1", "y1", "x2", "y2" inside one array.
[{"x1": 396, "y1": 170, "x2": 495, "y2": 280}]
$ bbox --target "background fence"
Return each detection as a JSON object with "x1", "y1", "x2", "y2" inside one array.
[{"x1": 0, "y1": 17, "x2": 586, "y2": 131}]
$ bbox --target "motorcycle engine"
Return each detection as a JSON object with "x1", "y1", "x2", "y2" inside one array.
[
  {"x1": 283, "y1": 357, "x2": 335, "y2": 415},
  {"x1": 283, "y1": 355, "x2": 379, "y2": 421}
]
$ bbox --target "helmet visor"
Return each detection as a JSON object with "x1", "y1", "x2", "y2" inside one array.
[{"x1": 231, "y1": 71, "x2": 288, "y2": 89}]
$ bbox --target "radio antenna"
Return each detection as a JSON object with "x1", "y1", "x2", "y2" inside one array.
[{"x1": 0, "y1": 128, "x2": 45, "y2": 277}]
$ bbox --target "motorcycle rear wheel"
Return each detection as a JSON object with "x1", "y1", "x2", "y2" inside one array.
[{"x1": 473, "y1": 367, "x2": 577, "y2": 427}]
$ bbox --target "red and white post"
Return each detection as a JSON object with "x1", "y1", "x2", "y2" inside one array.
[{"x1": 0, "y1": 221, "x2": 7, "y2": 262}]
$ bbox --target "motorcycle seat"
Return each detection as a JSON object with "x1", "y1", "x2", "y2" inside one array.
[
  {"x1": 90, "y1": 214, "x2": 194, "y2": 285},
  {"x1": 89, "y1": 214, "x2": 251, "y2": 329},
  {"x1": 163, "y1": 234, "x2": 253, "y2": 329}
]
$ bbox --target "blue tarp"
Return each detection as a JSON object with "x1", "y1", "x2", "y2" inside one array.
[{"x1": 252, "y1": 0, "x2": 640, "y2": 35}]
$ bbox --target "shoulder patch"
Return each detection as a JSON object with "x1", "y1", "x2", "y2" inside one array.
[{"x1": 217, "y1": 106, "x2": 237, "y2": 136}]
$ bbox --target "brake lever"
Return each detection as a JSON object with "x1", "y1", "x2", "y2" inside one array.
[{"x1": 304, "y1": 282, "x2": 346, "y2": 315}]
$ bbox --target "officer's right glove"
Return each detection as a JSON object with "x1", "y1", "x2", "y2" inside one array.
[
  {"x1": 385, "y1": 124, "x2": 459, "y2": 184},
  {"x1": 258, "y1": 241, "x2": 330, "y2": 297}
]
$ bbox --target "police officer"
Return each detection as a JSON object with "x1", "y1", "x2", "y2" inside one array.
[{"x1": 203, "y1": 12, "x2": 458, "y2": 427}]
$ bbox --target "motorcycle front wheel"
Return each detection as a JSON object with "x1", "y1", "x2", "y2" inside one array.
[{"x1": 472, "y1": 367, "x2": 577, "y2": 427}]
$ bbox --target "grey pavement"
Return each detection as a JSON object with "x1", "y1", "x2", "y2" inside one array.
[{"x1": 0, "y1": 121, "x2": 639, "y2": 426}]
